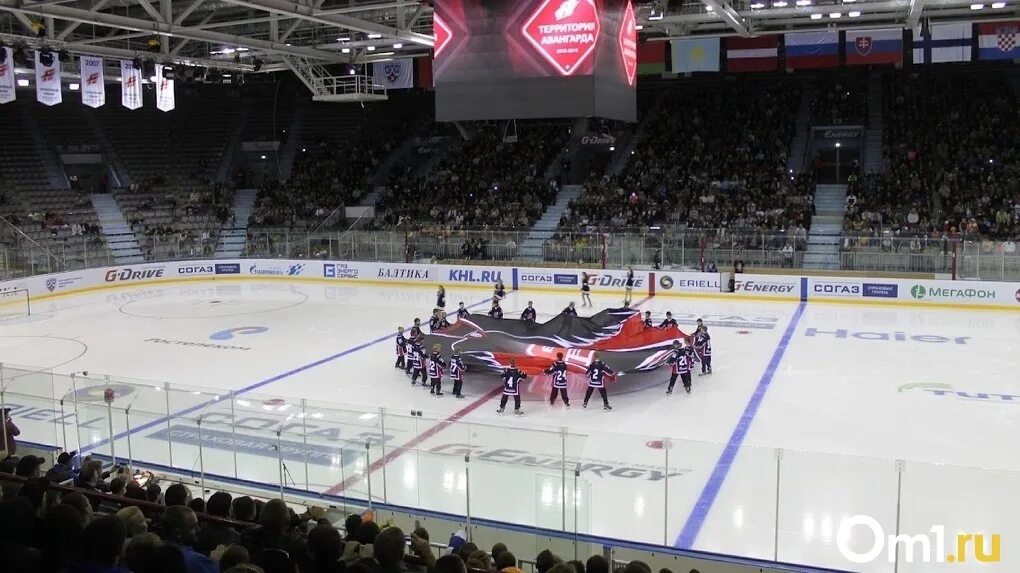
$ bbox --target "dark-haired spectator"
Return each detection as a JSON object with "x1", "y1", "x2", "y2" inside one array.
[
  {"x1": 566, "y1": 560, "x2": 585, "y2": 573},
  {"x1": 40, "y1": 502, "x2": 84, "y2": 573},
  {"x1": 165, "y1": 482, "x2": 193, "y2": 507},
  {"x1": 536, "y1": 549, "x2": 559, "y2": 573},
  {"x1": 623, "y1": 561, "x2": 651, "y2": 573},
  {"x1": 63, "y1": 490, "x2": 94, "y2": 522},
  {"x1": 585, "y1": 555, "x2": 609, "y2": 573},
  {"x1": 46, "y1": 451, "x2": 75, "y2": 483},
  {"x1": 146, "y1": 483, "x2": 162, "y2": 503},
  {"x1": 304, "y1": 524, "x2": 344, "y2": 573},
  {"x1": 67, "y1": 515, "x2": 128, "y2": 573},
  {"x1": 197, "y1": 492, "x2": 241, "y2": 556},
  {"x1": 124, "y1": 533, "x2": 163, "y2": 573},
  {"x1": 162, "y1": 505, "x2": 217, "y2": 573},
  {"x1": 547, "y1": 564, "x2": 573, "y2": 573},
  {"x1": 434, "y1": 555, "x2": 467, "y2": 573},
  {"x1": 190, "y1": 498, "x2": 207, "y2": 514},
  {"x1": 258, "y1": 548, "x2": 298, "y2": 573},
  {"x1": 126, "y1": 481, "x2": 149, "y2": 503},
  {"x1": 15, "y1": 454, "x2": 45, "y2": 478},
  {"x1": 491, "y1": 543, "x2": 508, "y2": 561},
  {"x1": 98, "y1": 476, "x2": 128, "y2": 513},
  {"x1": 455, "y1": 542, "x2": 477, "y2": 562},
  {"x1": 241, "y1": 498, "x2": 309, "y2": 568},
  {"x1": 342, "y1": 521, "x2": 379, "y2": 563},
  {"x1": 2, "y1": 407, "x2": 19, "y2": 456},
  {"x1": 342, "y1": 514, "x2": 361, "y2": 541},
  {"x1": 495, "y1": 550, "x2": 518, "y2": 573},
  {"x1": 0, "y1": 498, "x2": 42, "y2": 570},
  {"x1": 232, "y1": 496, "x2": 257, "y2": 523},
  {"x1": 465, "y1": 550, "x2": 491, "y2": 571}
]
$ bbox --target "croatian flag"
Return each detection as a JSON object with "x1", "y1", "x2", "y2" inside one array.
[
  {"x1": 785, "y1": 31, "x2": 839, "y2": 69},
  {"x1": 913, "y1": 22, "x2": 972, "y2": 63},
  {"x1": 846, "y1": 29, "x2": 904, "y2": 65},
  {"x1": 724, "y1": 35, "x2": 778, "y2": 72},
  {"x1": 977, "y1": 21, "x2": 1020, "y2": 60}
]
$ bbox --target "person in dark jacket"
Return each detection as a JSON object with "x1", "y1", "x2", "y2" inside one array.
[{"x1": 3, "y1": 408, "x2": 20, "y2": 457}]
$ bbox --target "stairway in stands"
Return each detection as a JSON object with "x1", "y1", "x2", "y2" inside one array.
[
  {"x1": 802, "y1": 184, "x2": 847, "y2": 270},
  {"x1": 214, "y1": 189, "x2": 258, "y2": 258},
  {"x1": 517, "y1": 184, "x2": 584, "y2": 261},
  {"x1": 863, "y1": 71, "x2": 884, "y2": 173},
  {"x1": 90, "y1": 194, "x2": 144, "y2": 263}
]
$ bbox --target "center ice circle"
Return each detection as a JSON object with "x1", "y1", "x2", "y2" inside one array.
[{"x1": 118, "y1": 283, "x2": 308, "y2": 319}]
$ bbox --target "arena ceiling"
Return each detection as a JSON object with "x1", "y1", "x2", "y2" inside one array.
[{"x1": 0, "y1": 0, "x2": 1011, "y2": 76}]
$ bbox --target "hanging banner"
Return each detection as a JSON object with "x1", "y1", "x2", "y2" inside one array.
[
  {"x1": 34, "y1": 51, "x2": 62, "y2": 106},
  {"x1": 80, "y1": 55, "x2": 105, "y2": 108},
  {"x1": 120, "y1": 60, "x2": 142, "y2": 110},
  {"x1": 0, "y1": 47, "x2": 15, "y2": 104},
  {"x1": 372, "y1": 59, "x2": 414, "y2": 89},
  {"x1": 155, "y1": 63, "x2": 175, "y2": 112}
]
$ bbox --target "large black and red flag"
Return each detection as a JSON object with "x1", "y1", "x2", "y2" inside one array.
[{"x1": 424, "y1": 308, "x2": 688, "y2": 377}]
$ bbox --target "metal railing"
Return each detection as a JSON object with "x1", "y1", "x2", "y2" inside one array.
[{"x1": 2, "y1": 226, "x2": 1019, "y2": 282}]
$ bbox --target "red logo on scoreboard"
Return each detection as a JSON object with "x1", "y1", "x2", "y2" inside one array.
[
  {"x1": 521, "y1": 0, "x2": 600, "y2": 76},
  {"x1": 618, "y1": 1, "x2": 637, "y2": 86},
  {"x1": 41, "y1": 68, "x2": 56, "y2": 82},
  {"x1": 433, "y1": 13, "x2": 453, "y2": 57}
]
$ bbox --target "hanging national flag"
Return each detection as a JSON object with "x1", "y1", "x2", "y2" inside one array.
[
  {"x1": 725, "y1": 36, "x2": 779, "y2": 73},
  {"x1": 35, "y1": 50, "x2": 62, "y2": 106},
  {"x1": 977, "y1": 21, "x2": 1020, "y2": 60},
  {"x1": 0, "y1": 47, "x2": 15, "y2": 105},
  {"x1": 846, "y1": 29, "x2": 903, "y2": 65},
  {"x1": 155, "y1": 63, "x2": 175, "y2": 112},
  {"x1": 373, "y1": 58, "x2": 413, "y2": 89},
  {"x1": 637, "y1": 40, "x2": 666, "y2": 75},
  {"x1": 913, "y1": 22, "x2": 972, "y2": 63},
  {"x1": 671, "y1": 38, "x2": 720, "y2": 73},
  {"x1": 80, "y1": 55, "x2": 105, "y2": 108},
  {"x1": 120, "y1": 60, "x2": 142, "y2": 110},
  {"x1": 785, "y1": 31, "x2": 840, "y2": 69}
]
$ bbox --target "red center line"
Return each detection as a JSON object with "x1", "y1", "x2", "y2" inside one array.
[{"x1": 325, "y1": 293, "x2": 656, "y2": 497}]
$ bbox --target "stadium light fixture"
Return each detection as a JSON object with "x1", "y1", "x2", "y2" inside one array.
[
  {"x1": 796, "y1": 0, "x2": 812, "y2": 5},
  {"x1": 337, "y1": 37, "x2": 351, "y2": 42},
  {"x1": 829, "y1": 11, "x2": 842, "y2": 17},
  {"x1": 367, "y1": 33, "x2": 383, "y2": 39},
  {"x1": 970, "y1": 3, "x2": 984, "y2": 8},
  {"x1": 750, "y1": 2, "x2": 766, "y2": 7},
  {"x1": 341, "y1": 47, "x2": 351, "y2": 54},
  {"x1": 810, "y1": 12, "x2": 823, "y2": 18},
  {"x1": 848, "y1": 10, "x2": 861, "y2": 16},
  {"x1": 367, "y1": 46, "x2": 376, "y2": 51},
  {"x1": 69, "y1": 82, "x2": 80, "y2": 91},
  {"x1": 17, "y1": 78, "x2": 29, "y2": 87},
  {"x1": 705, "y1": 5, "x2": 714, "y2": 11},
  {"x1": 843, "y1": 0, "x2": 856, "y2": 3},
  {"x1": 38, "y1": 48, "x2": 54, "y2": 67},
  {"x1": 635, "y1": 24, "x2": 644, "y2": 30},
  {"x1": 773, "y1": 1, "x2": 789, "y2": 7},
  {"x1": 393, "y1": 43, "x2": 403, "y2": 49},
  {"x1": 991, "y1": 1, "x2": 1005, "y2": 6}
]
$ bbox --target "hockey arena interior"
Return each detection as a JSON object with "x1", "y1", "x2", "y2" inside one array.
[{"x1": 1, "y1": 1, "x2": 1020, "y2": 572}]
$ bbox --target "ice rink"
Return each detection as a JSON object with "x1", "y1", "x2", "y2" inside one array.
[{"x1": 2, "y1": 278, "x2": 1018, "y2": 572}]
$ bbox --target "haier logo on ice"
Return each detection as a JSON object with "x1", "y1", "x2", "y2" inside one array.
[
  {"x1": 805, "y1": 327, "x2": 970, "y2": 345},
  {"x1": 448, "y1": 269, "x2": 503, "y2": 283},
  {"x1": 104, "y1": 267, "x2": 165, "y2": 282}
]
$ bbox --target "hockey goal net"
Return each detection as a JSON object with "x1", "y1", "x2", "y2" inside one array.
[{"x1": 0, "y1": 289, "x2": 30, "y2": 319}]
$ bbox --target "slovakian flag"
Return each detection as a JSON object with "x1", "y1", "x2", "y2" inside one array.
[
  {"x1": 913, "y1": 22, "x2": 972, "y2": 63},
  {"x1": 725, "y1": 35, "x2": 778, "y2": 72},
  {"x1": 977, "y1": 21, "x2": 1020, "y2": 60},
  {"x1": 785, "y1": 31, "x2": 840, "y2": 69},
  {"x1": 846, "y1": 29, "x2": 903, "y2": 65}
]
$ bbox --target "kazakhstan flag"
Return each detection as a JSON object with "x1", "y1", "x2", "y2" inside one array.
[{"x1": 671, "y1": 38, "x2": 720, "y2": 73}]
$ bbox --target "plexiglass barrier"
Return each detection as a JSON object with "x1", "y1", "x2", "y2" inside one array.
[{"x1": 1, "y1": 362, "x2": 1017, "y2": 573}]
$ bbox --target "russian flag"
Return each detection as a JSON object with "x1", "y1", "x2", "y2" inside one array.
[
  {"x1": 913, "y1": 22, "x2": 972, "y2": 63},
  {"x1": 846, "y1": 29, "x2": 904, "y2": 65},
  {"x1": 725, "y1": 35, "x2": 779, "y2": 73},
  {"x1": 977, "y1": 21, "x2": 1020, "y2": 60},
  {"x1": 785, "y1": 31, "x2": 840, "y2": 69}
]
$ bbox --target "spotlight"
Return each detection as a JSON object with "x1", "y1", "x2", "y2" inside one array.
[
  {"x1": 69, "y1": 82, "x2": 80, "y2": 91},
  {"x1": 162, "y1": 64, "x2": 174, "y2": 80},
  {"x1": 17, "y1": 78, "x2": 29, "y2": 87},
  {"x1": 32, "y1": 21, "x2": 46, "y2": 38},
  {"x1": 39, "y1": 49, "x2": 54, "y2": 67},
  {"x1": 252, "y1": 57, "x2": 263, "y2": 72},
  {"x1": 58, "y1": 49, "x2": 70, "y2": 63},
  {"x1": 146, "y1": 38, "x2": 160, "y2": 53},
  {"x1": 348, "y1": 65, "x2": 356, "y2": 75},
  {"x1": 132, "y1": 56, "x2": 142, "y2": 70}
]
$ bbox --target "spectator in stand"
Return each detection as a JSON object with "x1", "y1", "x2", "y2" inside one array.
[
  {"x1": 40, "y1": 503, "x2": 85, "y2": 573},
  {"x1": 196, "y1": 491, "x2": 240, "y2": 555},
  {"x1": 162, "y1": 505, "x2": 218, "y2": 573},
  {"x1": 495, "y1": 551, "x2": 519, "y2": 573},
  {"x1": 585, "y1": 555, "x2": 609, "y2": 573},
  {"x1": 232, "y1": 496, "x2": 257, "y2": 523},
  {"x1": 62, "y1": 491, "x2": 94, "y2": 522},
  {"x1": 3, "y1": 407, "x2": 19, "y2": 456},
  {"x1": 306, "y1": 524, "x2": 345, "y2": 573},
  {"x1": 241, "y1": 498, "x2": 309, "y2": 568},
  {"x1": 117, "y1": 506, "x2": 149, "y2": 538},
  {"x1": 46, "y1": 451, "x2": 75, "y2": 483},
  {"x1": 15, "y1": 454, "x2": 45, "y2": 478},
  {"x1": 65, "y1": 515, "x2": 128, "y2": 573},
  {"x1": 165, "y1": 483, "x2": 193, "y2": 507}
]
